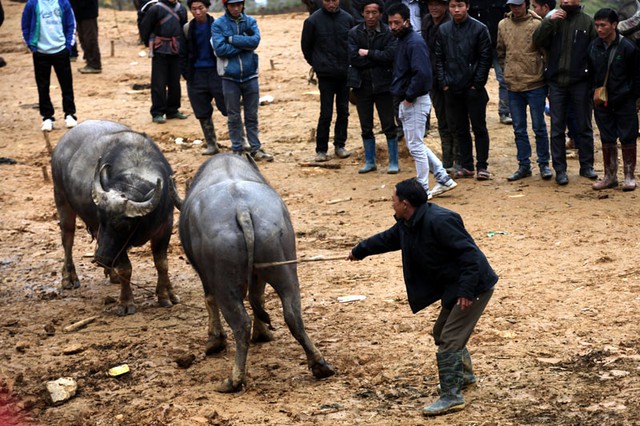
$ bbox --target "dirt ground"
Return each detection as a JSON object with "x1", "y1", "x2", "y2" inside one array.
[{"x1": 1, "y1": 4, "x2": 640, "y2": 425}]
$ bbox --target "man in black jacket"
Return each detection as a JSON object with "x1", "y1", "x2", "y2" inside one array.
[
  {"x1": 348, "y1": 177, "x2": 497, "y2": 417},
  {"x1": 435, "y1": 0, "x2": 492, "y2": 180},
  {"x1": 141, "y1": 0, "x2": 188, "y2": 123},
  {"x1": 301, "y1": 0, "x2": 354, "y2": 161},
  {"x1": 69, "y1": 0, "x2": 102, "y2": 73},
  {"x1": 179, "y1": 0, "x2": 227, "y2": 155},
  {"x1": 588, "y1": 8, "x2": 640, "y2": 191},
  {"x1": 348, "y1": 0, "x2": 398, "y2": 173}
]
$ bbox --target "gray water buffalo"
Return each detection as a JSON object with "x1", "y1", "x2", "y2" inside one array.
[
  {"x1": 51, "y1": 120, "x2": 180, "y2": 315},
  {"x1": 178, "y1": 154, "x2": 335, "y2": 392}
]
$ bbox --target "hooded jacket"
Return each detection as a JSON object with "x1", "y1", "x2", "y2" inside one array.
[
  {"x1": 533, "y1": 7, "x2": 596, "y2": 87},
  {"x1": 301, "y1": 7, "x2": 354, "y2": 78},
  {"x1": 434, "y1": 15, "x2": 492, "y2": 93},
  {"x1": 211, "y1": 10, "x2": 260, "y2": 83},
  {"x1": 496, "y1": 10, "x2": 546, "y2": 92},
  {"x1": 351, "y1": 202, "x2": 498, "y2": 313},
  {"x1": 21, "y1": 0, "x2": 76, "y2": 53}
]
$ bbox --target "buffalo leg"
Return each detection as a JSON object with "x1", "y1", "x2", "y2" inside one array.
[
  {"x1": 214, "y1": 285, "x2": 252, "y2": 393},
  {"x1": 204, "y1": 293, "x2": 227, "y2": 355},
  {"x1": 151, "y1": 236, "x2": 180, "y2": 307},
  {"x1": 114, "y1": 254, "x2": 135, "y2": 316},
  {"x1": 272, "y1": 270, "x2": 336, "y2": 379},
  {"x1": 55, "y1": 197, "x2": 80, "y2": 289},
  {"x1": 251, "y1": 276, "x2": 274, "y2": 343}
]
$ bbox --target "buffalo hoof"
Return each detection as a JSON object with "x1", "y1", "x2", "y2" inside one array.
[
  {"x1": 311, "y1": 358, "x2": 336, "y2": 379},
  {"x1": 251, "y1": 328, "x2": 274, "y2": 344},
  {"x1": 169, "y1": 294, "x2": 181, "y2": 304},
  {"x1": 215, "y1": 378, "x2": 243, "y2": 393},
  {"x1": 61, "y1": 279, "x2": 80, "y2": 290},
  {"x1": 158, "y1": 299, "x2": 174, "y2": 308},
  {"x1": 115, "y1": 304, "x2": 137, "y2": 316},
  {"x1": 205, "y1": 337, "x2": 227, "y2": 355}
]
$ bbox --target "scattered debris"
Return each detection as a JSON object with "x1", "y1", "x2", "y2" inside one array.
[
  {"x1": 337, "y1": 295, "x2": 366, "y2": 303},
  {"x1": 63, "y1": 316, "x2": 98, "y2": 333},
  {"x1": 108, "y1": 364, "x2": 130, "y2": 377},
  {"x1": 175, "y1": 353, "x2": 196, "y2": 369},
  {"x1": 46, "y1": 377, "x2": 77, "y2": 405}
]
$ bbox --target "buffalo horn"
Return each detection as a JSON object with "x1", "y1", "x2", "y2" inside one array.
[
  {"x1": 123, "y1": 178, "x2": 163, "y2": 218},
  {"x1": 91, "y1": 161, "x2": 109, "y2": 206}
]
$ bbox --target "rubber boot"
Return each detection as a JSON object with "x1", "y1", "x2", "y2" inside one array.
[
  {"x1": 621, "y1": 144, "x2": 637, "y2": 191},
  {"x1": 387, "y1": 137, "x2": 399, "y2": 174},
  {"x1": 423, "y1": 351, "x2": 465, "y2": 417},
  {"x1": 436, "y1": 347, "x2": 476, "y2": 394},
  {"x1": 199, "y1": 117, "x2": 220, "y2": 155},
  {"x1": 358, "y1": 138, "x2": 377, "y2": 173},
  {"x1": 592, "y1": 144, "x2": 618, "y2": 190}
]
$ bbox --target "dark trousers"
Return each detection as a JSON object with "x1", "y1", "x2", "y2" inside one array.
[
  {"x1": 316, "y1": 75, "x2": 349, "y2": 153},
  {"x1": 594, "y1": 98, "x2": 638, "y2": 146},
  {"x1": 353, "y1": 83, "x2": 396, "y2": 140},
  {"x1": 431, "y1": 85, "x2": 456, "y2": 169},
  {"x1": 444, "y1": 87, "x2": 490, "y2": 171},
  {"x1": 150, "y1": 53, "x2": 181, "y2": 117},
  {"x1": 187, "y1": 68, "x2": 227, "y2": 119},
  {"x1": 433, "y1": 288, "x2": 494, "y2": 352},
  {"x1": 77, "y1": 18, "x2": 101, "y2": 69},
  {"x1": 548, "y1": 81, "x2": 594, "y2": 172},
  {"x1": 33, "y1": 49, "x2": 76, "y2": 120}
]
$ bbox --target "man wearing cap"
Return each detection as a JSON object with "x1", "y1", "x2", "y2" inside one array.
[
  {"x1": 497, "y1": 0, "x2": 552, "y2": 181},
  {"x1": 180, "y1": 0, "x2": 227, "y2": 155},
  {"x1": 533, "y1": 0, "x2": 597, "y2": 185},
  {"x1": 301, "y1": 0, "x2": 354, "y2": 162},
  {"x1": 211, "y1": 0, "x2": 273, "y2": 160}
]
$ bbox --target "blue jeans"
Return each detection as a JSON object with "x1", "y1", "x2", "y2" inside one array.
[
  {"x1": 492, "y1": 52, "x2": 509, "y2": 116},
  {"x1": 222, "y1": 78, "x2": 261, "y2": 153},
  {"x1": 399, "y1": 95, "x2": 449, "y2": 191},
  {"x1": 508, "y1": 87, "x2": 550, "y2": 168}
]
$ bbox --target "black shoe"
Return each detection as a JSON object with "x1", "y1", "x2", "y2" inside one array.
[
  {"x1": 579, "y1": 167, "x2": 598, "y2": 180},
  {"x1": 539, "y1": 164, "x2": 553, "y2": 180},
  {"x1": 507, "y1": 166, "x2": 532, "y2": 181},
  {"x1": 556, "y1": 171, "x2": 569, "y2": 185},
  {"x1": 167, "y1": 111, "x2": 188, "y2": 120}
]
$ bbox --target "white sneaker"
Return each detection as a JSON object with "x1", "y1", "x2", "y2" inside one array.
[
  {"x1": 431, "y1": 179, "x2": 458, "y2": 198},
  {"x1": 41, "y1": 118, "x2": 53, "y2": 132},
  {"x1": 65, "y1": 115, "x2": 77, "y2": 128}
]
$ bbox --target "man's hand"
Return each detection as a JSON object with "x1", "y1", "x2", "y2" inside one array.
[
  {"x1": 358, "y1": 48, "x2": 368, "y2": 57},
  {"x1": 550, "y1": 9, "x2": 566, "y2": 20},
  {"x1": 402, "y1": 100, "x2": 413, "y2": 107},
  {"x1": 457, "y1": 297, "x2": 474, "y2": 311}
]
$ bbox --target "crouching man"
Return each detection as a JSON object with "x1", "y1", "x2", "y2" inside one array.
[{"x1": 347, "y1": 177, "x2": 498, "y2": 417}]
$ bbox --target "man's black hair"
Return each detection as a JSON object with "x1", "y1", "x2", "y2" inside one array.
[
  {"x1": 187, "y1": 0, "x2": 211, "y2": 8},
  {"x1": 594, "y1": 8, "x2": 618, "y2": 23},
  {"x1": 395, "y1": 178, "x2": 428, "y2": 207},
  {"x1": 361, "y1": 0, "x2": 384, "y2": 12},
  {"x1": 534, "y1": 0, "x2": 555, "y2": 12},
  {"x1": 386, "y1": 2, "x2": 410, "y2": 21}
]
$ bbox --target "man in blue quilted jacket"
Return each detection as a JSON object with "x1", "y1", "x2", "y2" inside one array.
[{"x1": 211, "y1": 0, "x2": 273, "y2": 161}]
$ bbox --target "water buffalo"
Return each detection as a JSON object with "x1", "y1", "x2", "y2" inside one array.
[
  {"x1": 178, "y1": 154, "x2": 335, "y2": 392},
  {"x1": 51, "y1": 120, "x2": 180, "y2": 315}
]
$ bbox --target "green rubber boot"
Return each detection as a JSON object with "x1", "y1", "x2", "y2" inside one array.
[
  {"x1": 358, "y1": 138, "x2": 377, "y2": 173},
  {"x1": 423, "y1": 351, "x2": 465, "y2": 417}
]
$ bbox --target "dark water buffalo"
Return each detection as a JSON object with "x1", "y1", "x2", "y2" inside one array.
[
  {"x1": 51, "y1": 120, "x2": 180, "y2": 315},
  {"x1": 179, "y1": 154, "x2": 335, "y2": 392}
]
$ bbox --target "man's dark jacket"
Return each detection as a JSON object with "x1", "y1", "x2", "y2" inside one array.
[
  {"x1": 69, "y1": 0, "x2": 98, "y2": 21},
  {"x1": 390, "y1": 28, "x2": 431, "y2": 102},
  {"x1": 347, "y1": 22, "x2": 397, "y2": 94},
  {"x1": 301, "y1": 7, "x2": 354, "y2": 78},
  {"x1": 434, "y1": 16, "x2": 492, "y2": 94},
  {"x1": 421, "y1": 11, "x2": 451, "y2": 88},
  {"x1": 140, "y1": 0, "x2": 187, "y2": 54},
  {"x1": 588, "y1": 34, "x2": 640, "y2": 107},
  {"x1": 351, "y1": 203, "x2": 498, "y2": 313}
]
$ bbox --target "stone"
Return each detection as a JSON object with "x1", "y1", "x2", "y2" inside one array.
[{"x1": 46, "y1": 377, "x2": 77, "y2": 405}]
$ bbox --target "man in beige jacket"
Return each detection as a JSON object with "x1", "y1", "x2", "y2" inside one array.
[{"x1": 497, "y1": 0, "x2": 552, "y2": 181}]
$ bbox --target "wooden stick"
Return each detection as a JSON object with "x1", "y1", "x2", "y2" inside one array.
[
  {"x1": 43, "y1": 131, "x2": 53, "y2": 155},
  {"x1": 63, "y1": 316, "x2": 98, "y2": 332},
  {"x1": 326, "y1": 197, "x2": 351, "y2": 205},
  {"x1": 255, "y1": 254, "x2": 345, "y2": 269},
  {"x1": 298, "y1": 162, "x2": 341, "y2": 169}
]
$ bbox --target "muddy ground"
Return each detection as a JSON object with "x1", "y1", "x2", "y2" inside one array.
[{"x1": 1, "y1": 4, "x2": 639, "y2": 425}]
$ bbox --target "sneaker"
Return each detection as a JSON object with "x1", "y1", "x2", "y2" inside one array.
[
  {"x1": 41, "y1": 118, "x2": 53, "y2": 132},
  {"x1": 152, "y1": 115, "x2": 166, "y2": 124},
  {"x1": 252, "y1": 149, "x2": 274, "y2": 162},
  {"x1": 476, "y1": 169, "x2": 491, "y2": 181},
  {"x1": 65, "y1": 115, "x2": 77, "y2": 128},
  {"x1": 78, "y1": 66, "x2": 102, "y2": 74},
  {"x1": 335, "y1": 147, "x2": 351, "y2": 158},
  {"x1": 314, "y1": 152, "x2": 328, "y2": 162},
  {"x1": 455, "y1": 168, "x2": 474, "y2": 178},
  {"x1": 431, "y1": 179, "x2": 458, "y2": 197},
  {"x1": 499, "y1": 114, "x2": 513, "y2": 125},
  {"x1": 166, "y1": 111, "x2": 188, "y2": 120}
]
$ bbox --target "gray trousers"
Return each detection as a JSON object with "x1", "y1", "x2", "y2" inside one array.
[{"x1": 433, "y1": 287, "x2": 494, "y2": 352}]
